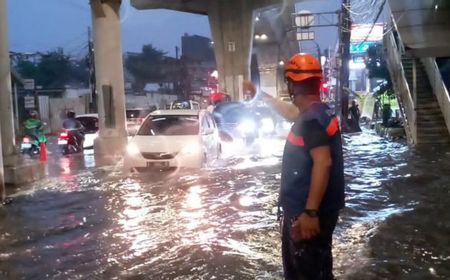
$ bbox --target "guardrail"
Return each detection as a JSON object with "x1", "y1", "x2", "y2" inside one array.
[
  {"x1": 421, "y1": 57, "x2": 450, "y2": 136},
  {"x1": 384, "y1": 30, "x2": 417, "y2": 145}
]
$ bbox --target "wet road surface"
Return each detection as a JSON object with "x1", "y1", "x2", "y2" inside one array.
[{"x1": 1, "y1": 131, "x2": 450, "y2": 279}]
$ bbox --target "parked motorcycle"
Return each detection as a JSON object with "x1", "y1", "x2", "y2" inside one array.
[{"x1": 58, "y1": 130, "x2": 84, "y2": 155}]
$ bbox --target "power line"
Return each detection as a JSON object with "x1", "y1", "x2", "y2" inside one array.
[
  {"x1": 66, "y1": 41, "x2": 89, "y2": 57},
  {"x1": 60, "y1": 0, "x2": 89, "y2": 11},
  {"x1": 56, "y1": 32, "x2": 88, "y2": 52}
]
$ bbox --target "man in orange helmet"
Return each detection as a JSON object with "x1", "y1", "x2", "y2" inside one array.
[{"x1": 244, "y1": 53, "x2": 345, "y2": 279}]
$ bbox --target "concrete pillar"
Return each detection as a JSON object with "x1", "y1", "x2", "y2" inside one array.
[
  {"x1": 0, "y1": 0, "x2": 17, "y2": 161},
  {"x1": 0, "y1": 0, "x2": 46, "y2": 186},
  {"x1": 255, "y1": 43, "x2": 280, "y2": 97},
  {"x1": 0, "y1": 129, "x2": 3, "y2": 198},
  {"x1": 90, "y1": 0, "x2": 127, "y2": 158},
  {"x1": 208, "y1": 0, "x2": 255, "y2": 101}
]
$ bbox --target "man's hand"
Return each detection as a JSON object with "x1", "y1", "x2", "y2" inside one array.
[
  {"x1": 290, "y1": 213, "x2": 320, "y2": 241},
  {"x1": 243, "y1": 80, "x2": 256, "y2": 99}
]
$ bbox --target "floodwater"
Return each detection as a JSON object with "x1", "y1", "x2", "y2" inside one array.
[{"x1": 1, "y1": 131, "x2": 449, "y2": 279}]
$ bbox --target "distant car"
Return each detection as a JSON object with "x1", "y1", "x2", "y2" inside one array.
[
  {"x1": 124, "y1": 110, "x2": 221, "y2": 171},
  {"x1": 213, "y1": 102, "x2": 251, "y2": 140},
  {"x1": 170, "y1": 100, "x2": 200, "y2": 110},
  {"x1": 126, "y1": 108, "x2": 154, "y2": 135},
  {"x1": 213, "y1": 102, "x2": 276, "y2": 144},
  {"x1": 76, "y1": 114, "x2": 99, "y2": 149}
]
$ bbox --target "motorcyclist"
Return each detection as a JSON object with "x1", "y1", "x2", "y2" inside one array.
[
  {"x1": 23, "y1": 110, "x2": 44, "y2": 141},
  {"x1": 62, "y1": 110, "x2": 84, "y2": 148}
]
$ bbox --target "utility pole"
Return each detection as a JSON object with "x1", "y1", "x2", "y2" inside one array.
[
  {"x1": 174, "y1": 46, "x2": 180, "y2": 95},
  {"x1": 339, "y1": 0, "x2": 351, "y2": 131},
  {"x1": 87, "y1": 26, "x2": 97, "y2": 113},
  {"x1": 175, "y1": 46, "x2": 184, "y2": 98}
]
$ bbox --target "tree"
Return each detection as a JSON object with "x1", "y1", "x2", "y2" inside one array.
[
  {"x1": 366, "y1": 44, "x2": 394, "y2": 98},
  {"x1": 16, "y1": 60, "x2": 38, "y2": 79},
  {"x1": 125, "y1": 44, "x2": 166, "y2": 91},
  {"x1": 70, "y1": 59, "x2": 89, "y2": 88},
  {"x1": 36, "y1": 49, "x2": 72, "y2": 88},
  {"x1": 14, "y1": 49, "x2": 89, "y2": 88}
]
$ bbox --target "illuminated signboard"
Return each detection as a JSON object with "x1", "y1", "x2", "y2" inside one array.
[
  {"x1": 351, "y1": 23, "x2": 384, "y2": 42},
  {"x1": 350, "y1": 41, "x2": 376, "y2": 53}
]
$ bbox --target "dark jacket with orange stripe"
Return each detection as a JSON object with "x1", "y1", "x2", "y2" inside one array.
[{"x1": 280, "y1": 103, "x2": 345, "y2": 218}]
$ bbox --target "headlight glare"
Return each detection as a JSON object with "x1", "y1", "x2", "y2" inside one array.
[
  {"x1": 126, "y1": 143, "x2": 140, "y2": 155},
  {"x1": 261, "y1": 118, "x2": 275, "y2": 133},
  {"x1": 238, "y1": 119, "x2": 256, "y2": 133}
]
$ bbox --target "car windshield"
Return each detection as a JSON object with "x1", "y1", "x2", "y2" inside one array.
[
  {"x1": 137, "y1": 115, "x2": 199, "y2": 136},
  {"x1": 171, "y1": 101, "x2": 191, "y2": 109},
  {"x1": 126, "y1": 110, "x2": 152, "y2": 119},
  {"x1": 76, "y1": 117, "x2": 98, "y2": 133}
]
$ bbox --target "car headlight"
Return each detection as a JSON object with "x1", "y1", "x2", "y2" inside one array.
[
  {"x1": 261, "y1": 118, "x2": 275, "y2": 133},
  {"x1": 126, "y1": 143, "x2": 140, "y2": 155},
  {"x1": 282, "y1": 121, "x2": 292, "y2": 130},
  {"x1": 182, "y1": 142, "x2": 202, "y2": 155},
  {"x1": 238, "y1": 119, "x2": 256, "y2": 133}
]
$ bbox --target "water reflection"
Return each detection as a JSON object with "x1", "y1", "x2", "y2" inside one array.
[
  {"x1": 181, "y1": 186, "x2": 206, "y2": 231},
  {"x1": 0, "y1": 131, "x2": 449, "y2": 279},
  {"x1": 60, "y1": 157, "x2": 72, "y2": 176}
]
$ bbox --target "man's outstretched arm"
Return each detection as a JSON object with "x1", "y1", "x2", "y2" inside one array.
[{"x1": 243, "y1": 80, "x2": 299, "y2": 122}]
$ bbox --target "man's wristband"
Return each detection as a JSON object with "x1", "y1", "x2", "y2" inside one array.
[{"x1": 304, "y1": 209, "x2": 319, "y2": 218}]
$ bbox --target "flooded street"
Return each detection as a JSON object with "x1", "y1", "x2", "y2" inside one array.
[{"x1": 1, "y1": 130, "x2": 450, "y2": 279}]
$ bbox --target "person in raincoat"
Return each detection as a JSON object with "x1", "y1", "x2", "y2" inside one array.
[{"x1": 23, "y1": 110, "x2": 45, "y2": 142}]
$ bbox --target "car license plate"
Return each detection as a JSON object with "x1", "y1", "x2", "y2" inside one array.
[
  {"x1": 21, "y1": 143, "x2": 32, "y2": 149},
  {"x1": 58, "y1": 140, "x2": 68, "y2": 145},
  {"x1": 147, "y1": 162, "x2": 169, "y2": 168}
]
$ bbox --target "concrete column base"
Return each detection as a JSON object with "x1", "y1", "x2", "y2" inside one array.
[
  {"x1": 4, "y1": 157, "x2": 47, "y2": 185},
  {"x1": 94, "y1": 136, "x2": 127, "y2": 166}
]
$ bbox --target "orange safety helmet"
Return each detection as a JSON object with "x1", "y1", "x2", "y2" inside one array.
[{"x1": 284, "y1": 53, "x2": 323, "y2": 82}]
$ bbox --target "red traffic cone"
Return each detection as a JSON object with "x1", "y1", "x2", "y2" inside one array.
[{"x1": 39, "y1": 142, "x2": 47, "y2": 162}]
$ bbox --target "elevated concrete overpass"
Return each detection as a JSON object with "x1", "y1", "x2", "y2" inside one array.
[
  {"x1": 131, "y1": 0, "x2": 282, "y2": 15},
  {"x1": 132, "y1": 0, "x2": 291, "y2": 102},
  {"x1": 389, "y1": 0, "x2": 450, "y2": 57}
]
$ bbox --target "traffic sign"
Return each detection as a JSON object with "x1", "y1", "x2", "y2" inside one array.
[
  {"x1": 23, "y1": 79, "x2": 35, "y2": 90},
  {"x1": 295, "y1": 11, "x2": 314, "y2": 29},
  {"x1": 24, "y1": 96, "x2": 35, "y2": 109},
  {"x1": 297, "y1": 31, "x2": 315, "y2": 41}
]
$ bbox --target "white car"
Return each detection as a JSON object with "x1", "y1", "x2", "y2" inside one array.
[
  {"x1": 124, "y1": 110, "x2": 221, "y2": 171},
  {"x1": 126, "y1": 108, "x2": 154, "y2": 136},
  {"x1": 76, "y1": 114, "x2": 99, "y2": 149},
  {"x1": 169, "y1": 100, "x2": 200, "y2": 110}
]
